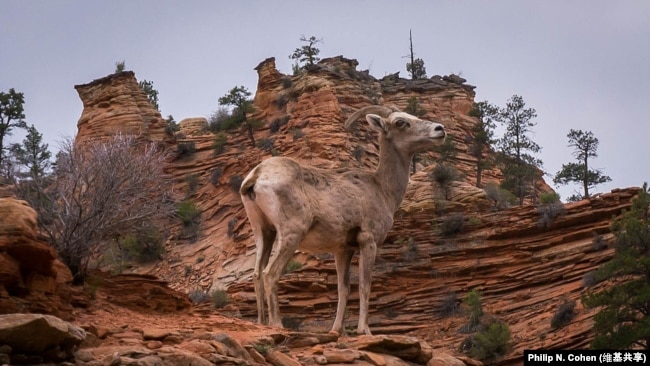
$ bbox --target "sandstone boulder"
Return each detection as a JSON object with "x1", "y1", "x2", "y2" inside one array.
[
  {"x1": 178, "y1": 117, "x2": 208, "y2": 136},
  {"x1": 0, "y1": 313, "x2": 85, "y2": 363},
  {"x1": 0, "y1": 198, "x2": 59, "y2": 298}
]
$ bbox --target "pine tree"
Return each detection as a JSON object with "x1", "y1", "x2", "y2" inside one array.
[
  {"x1": 218, "y1": 86, "x2": 261, "y2": 147},
  {"x1": 583, "y1": 183, "x2": 650, "y2": 349},
  {"x1": 496, "y1": 95, "x2": 543, "y2": 205},
  {"x1": 467, "y1": 101, "x2": 497, "y2": 187},
  {"x1": 406, "y1": 30, "x2": 427, "y2": 80},
  {"x1": 289, "y1": 35, "x2": 322, "y2": 72},
  {"x1": 12, "y1": 124, "x2": 51, "y2": 179},
  {"x1": 0, "y1": 88, "x2": 27, "y2": 174},
  {"x1": 554, "y1": 129, "x2": 611, "y2": 201},
  {"x1": 139, "y1": 80, "x2": 160, "y2": 111}
]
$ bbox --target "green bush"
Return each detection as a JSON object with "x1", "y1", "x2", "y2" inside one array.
[
  {"x1": 441, "y1": 213, "x2": 465, "y2": 236},
  {"x1": 211, "y1": 289, "x2": 230, "y2": 308},
  {"x1": 176, "y1": 141, "x2": 196, "y2": 156},
  {"x1": 463, "y1": 320, "x2": 511, "y2": 362},
  {"x1": 212, "y1": 132, "x2": 228, "y2": 155},
  {"x1": 459, "y1": 289, "x2": 483, "y2": 333},
  {"x1": 120, "y1": 229, "x2": 164, "y2": 263},
  {"x1": 484, "y1": 183, "x2": 516, "y2": 210},
  {"x1": 177, "y1": 200, "x2": 201, "y2": 226}
]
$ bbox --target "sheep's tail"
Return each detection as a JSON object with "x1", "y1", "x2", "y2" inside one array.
[{"x1": 240, "y1": 167, "x2": 259, "y2": 201}]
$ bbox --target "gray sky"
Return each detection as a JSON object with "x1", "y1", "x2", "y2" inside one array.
[{"x1": 1, "y1": 1, "x2": 648, "y2": 200}]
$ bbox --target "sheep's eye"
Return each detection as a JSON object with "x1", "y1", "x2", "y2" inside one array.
[{"x1": 395, "y1": 120, "x2": 407, "y2": 128}]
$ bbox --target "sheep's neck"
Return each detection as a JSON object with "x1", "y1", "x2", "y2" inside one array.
[{"x1": 374, "y1": 137, "x2": 411, "y2": 213}]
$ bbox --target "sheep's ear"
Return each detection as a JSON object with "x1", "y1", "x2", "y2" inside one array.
[{"x1": 366, "y1": 114, "x2": 387, "y2": 133}]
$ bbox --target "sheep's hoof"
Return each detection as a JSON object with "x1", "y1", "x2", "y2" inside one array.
[{"x1": 328, "y1": 330, "x2": 341, "y2": 337}]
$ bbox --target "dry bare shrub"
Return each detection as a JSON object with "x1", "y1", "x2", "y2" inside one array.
[{"x1": 31, "y1": 135, "x2": 174, "y2": 283}]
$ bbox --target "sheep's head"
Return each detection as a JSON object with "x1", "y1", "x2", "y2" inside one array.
[{"x1": 344, "y1": 105, "x2": 446, "y2": 155}]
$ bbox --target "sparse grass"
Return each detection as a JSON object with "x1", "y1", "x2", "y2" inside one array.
[
  {"x1": 210, "y1": 167, "x2": 223, "y2": 186},
  {"x1": 281, "y1": 77, "x2": 293, "y2": 89},
  {"x1": 229, "y1": 175, "x2": 244, "y2": 193},
  {"x1": 188, "y1": 289, "x2": 210, "y2": 304},
  {"x1": 537, "y1": 203, "x2": 566, "y2": 229},
  {"x1": 582, "y1": 271, "x2": 599, "y2": 288},
  {"x1": 269, "y1": 115, "x2": 290, "y2": 133},
  {"x1": 253, "y1": 343, "x2": 272, "y2": 355},
  {"x1": 256, "y1": 137, "x2": 275, "y2": 152},
  {"x1": 291, "y1": 128, "x2": 305, "y2": 141},
  {"x1": 184, "y1": 173, "x2": 199, "y2": 195},
  {"x1": 592, "y1": 234, "x2": 607, "y2": 251},
  {"x1": 439, "y1": 291, "x2": 460, "y2": 317},
  {"x1": 550, "y1": 299, "x2": 576, "y2": 329},
  {"x1": 283, "y1": 259, "x2": 303, "y2": 274},
  {"x1": 227, "y1": 218, "x2": 237, "y2": 238},
  {"x1": 282, "y1": 317, "x2": 302, "y2": 331},
  {"x1": 212, "y1": 132, "x2": 228, "y2": 156},
  {"x1": 352, "y1": 145, "x2": 365, "y2": 162}
]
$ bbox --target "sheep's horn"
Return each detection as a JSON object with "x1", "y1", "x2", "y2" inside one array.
[{"x1": 344, "y1": 105, "x2": 400, "y2": 130}]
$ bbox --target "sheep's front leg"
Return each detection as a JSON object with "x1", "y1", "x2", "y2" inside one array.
[
  {"x1": 330, "y1": 249, "x2": 354, "y2": 335},
  {"x1": 263, "y1": 231, "x2": 301, "y2": 328},
  {"x1": 357, "y1": 233, "x2": 377, "y2": 335}
]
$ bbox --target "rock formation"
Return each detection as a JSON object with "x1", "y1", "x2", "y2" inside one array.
[
  {"x1": 178, "y1": 117, "x2": 208, "y2": 136},
  {"x1": 9, "y1": 55, "x2": 635, "y2": 365},
  {"x1": 74, "y1": 71, "x2": 172, "y2": 144},
  {"x1": 0, "y1": 198, "x2": 73, "y2": 315},
  {"x1": 0, "y1": 313, "x2": 86, "y2": 364}
]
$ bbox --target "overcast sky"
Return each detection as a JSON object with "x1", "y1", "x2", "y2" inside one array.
[{"x1": 1, "y1": 1, "x2": 648, "y2": 200}]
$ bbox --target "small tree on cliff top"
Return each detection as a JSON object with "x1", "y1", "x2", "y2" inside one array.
[
  {"x1": 554, "y1": 129, "x2": 611, "y2": 201},
  {"x1": 405, "y1": 29, "x2": 427, "y2": 80},
  {"x1": 496, "y1": 95, "x2": 543, "y2": 205},
  {"x1": 290, "y1": 35, "x2": 322, "y2": 73},
  {"x1": 218, "y1": 86, "x2": 262, "y2": 147},
  {"x1": 467, "y1": 101, "x2": 497, "y2": 188},
  {"x1": 583, "y1": 183, "x2": 650, "y2": 349}
]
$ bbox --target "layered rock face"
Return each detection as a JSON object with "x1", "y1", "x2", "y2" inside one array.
[
  {"x1": 65, "y1": 56, "x2": 635, "y2": 364},
  {"x1": 0, "y1": 198, "x2": 72, "y2": 315},
  {"x1": 74, "y1": 71, "x2": 171, "y2": 144}
]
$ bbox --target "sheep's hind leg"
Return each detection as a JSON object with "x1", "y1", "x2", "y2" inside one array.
[
  {"x1": 263, "y1": 231, "x2": 302, "y2": 329},
  {"x1": 254, "y1": 228, "x2": 274, "y2": 324},
  {"x1": 330, "y1": 249, "x2": 354, "y2": 335},
  {"x1": 356, "y1": 232, "x2": 377, "y2": 335}
]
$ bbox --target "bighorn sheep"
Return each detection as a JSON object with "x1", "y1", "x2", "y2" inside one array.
[{"x1": 239, "y1": 105, "x2": 446, "y2": 335}]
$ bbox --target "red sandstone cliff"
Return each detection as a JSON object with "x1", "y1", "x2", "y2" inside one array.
[{"x1": 0, "y1": 55, "x2": 638, "y2": 365}]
